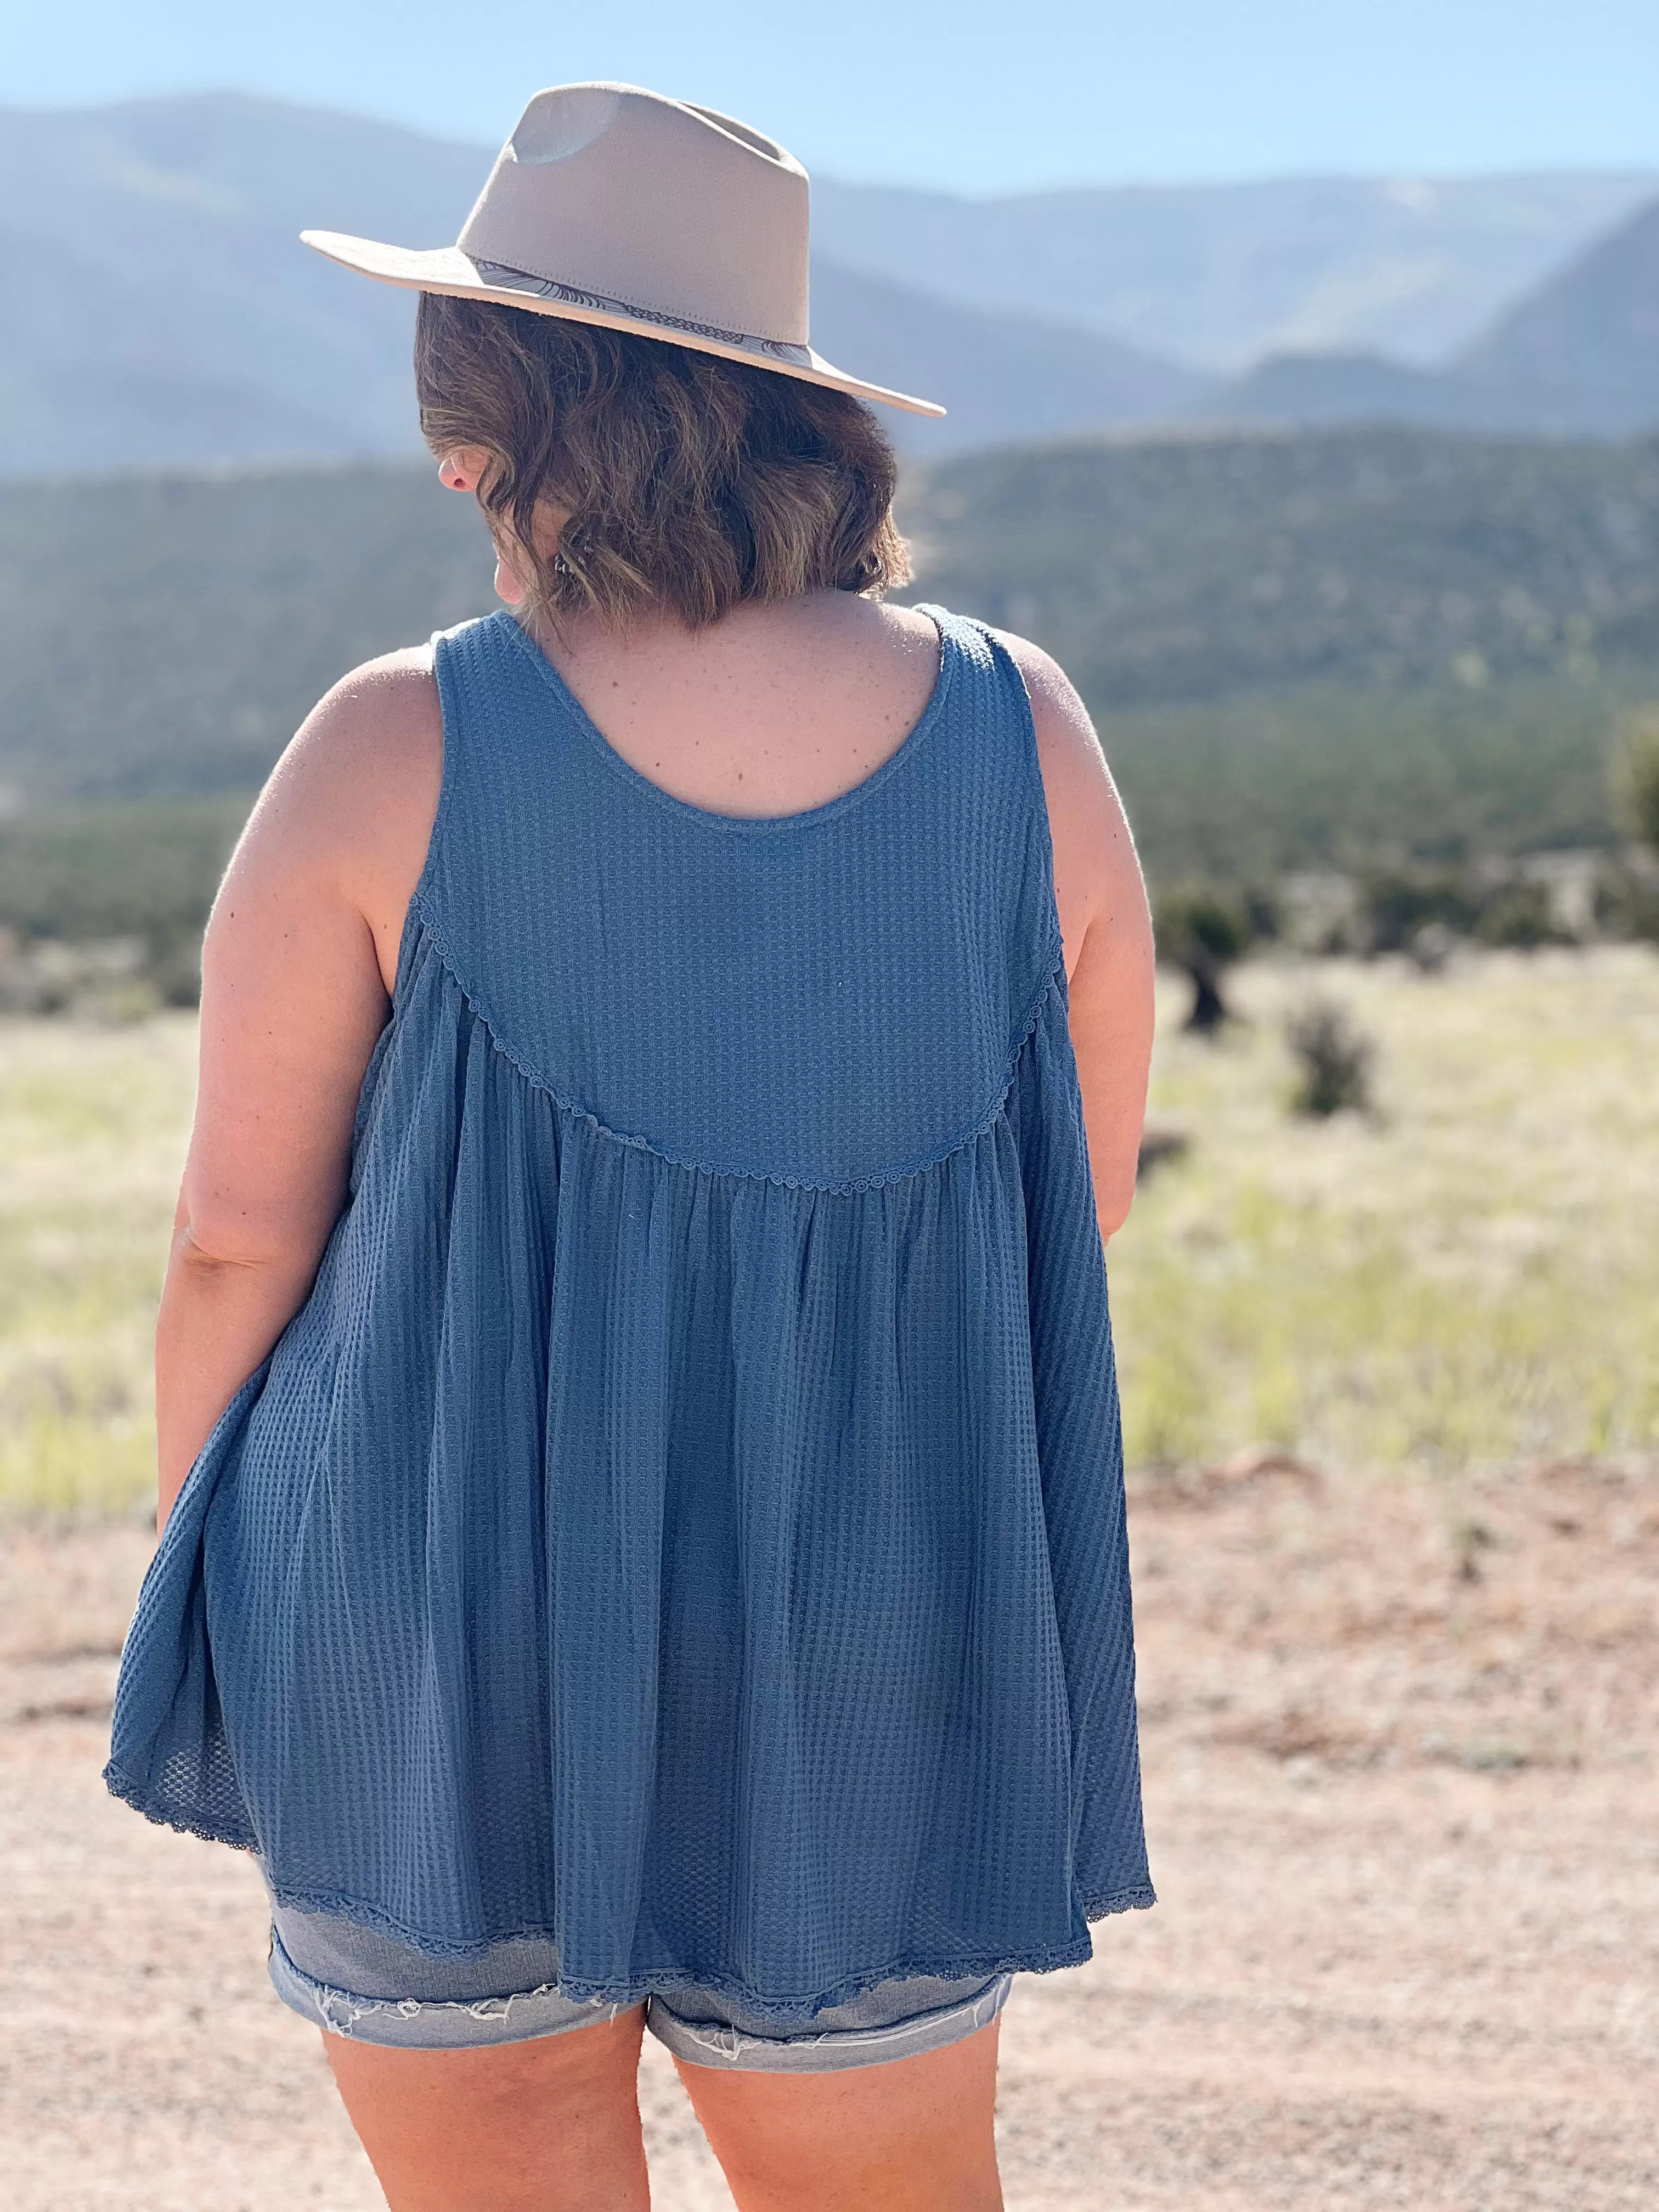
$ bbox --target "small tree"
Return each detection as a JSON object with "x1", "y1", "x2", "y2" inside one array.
[
  {"x1": 1154, "y1": 884, "x2": 1258, "y2": 1034},
  {"x1": 1600, "y1": 708, "x2": 1659, "y2": 946},
  {"x1": 1611, "y1": 706, "x2": 1659, "y2": 858}
]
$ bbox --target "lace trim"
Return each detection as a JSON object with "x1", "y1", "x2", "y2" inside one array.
[
  {"x1": 1082, "y1": 1883, "x2": 1158, "y2": 1922},
  {"x1": 103, "y1": 1759, "x2": 256, "y2": 1852},
  {"x1": 400, "y1": 892, "x2": 1067, "y2": 1197}
]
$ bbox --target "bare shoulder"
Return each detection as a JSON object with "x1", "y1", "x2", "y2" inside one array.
[
  {"x1": 989, "y1": 627, "x2": 1148, "y2": 957},
  {"x1": 236, "y1": 646, "x2": 442, "y2": 885},
  {"x1": 868, "y1": 597, "x2": 949, "y2": 657},
  {"x1": 989, "y1": 628, "x2": 1109, "y2": 791},
  {"x1": 213, "y1": 646, "x2": 443, "y2": 994},
  {"x1": 820, "y1": 593, "x2": 943, "y2": 689},
  {"x1": 272, "y1": 645, "x2": 442, "y2": 816}
]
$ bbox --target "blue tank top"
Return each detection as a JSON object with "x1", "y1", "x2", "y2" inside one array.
[{"x1": 106, "y1": 605, "x2": 1153, "y2": 2018}]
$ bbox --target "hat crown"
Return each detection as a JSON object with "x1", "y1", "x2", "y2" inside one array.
[{"x1": 458, "y1": 84, "x2": 811, "y2": 347}]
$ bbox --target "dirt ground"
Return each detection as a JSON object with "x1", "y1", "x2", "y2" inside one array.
[{"x1": 3, "y1": 1455, "x2": 1655, "y2": 2210}]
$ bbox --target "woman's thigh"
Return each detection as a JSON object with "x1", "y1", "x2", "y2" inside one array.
[
  {"x1": 674, "y1": 2016, "x2": 1003, "y2": 2212},
  {"x1": 321, "y1": 2005, "x2": 650, "y2": 2212}
]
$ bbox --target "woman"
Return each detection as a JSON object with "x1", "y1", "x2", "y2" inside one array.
[{"x1": 108, "y1": 84, "x2": 1155, "y2": 2211}]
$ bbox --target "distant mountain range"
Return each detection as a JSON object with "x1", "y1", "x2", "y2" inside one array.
[
  {"x1": 1459, "y1": 196, "x2": 1659, "y2": 431},
  {"x1": 1210, "y1": 198, "x2": 1659, "y2": 436},
  {"x1": 0, "y1": 93, "x2": 1211, "y2": 469},
  {"x1": 810, "y1": 171, "x2": 1658, "y2": 372},
  {"x1": 0, "y1": 98, "x2": 481, "y2": 475},
  {"x1": 0, "y1": 93, "x2": 1656, "y2": 473}
]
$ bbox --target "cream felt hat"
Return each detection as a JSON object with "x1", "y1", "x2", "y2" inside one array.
[{"x1": 302, "y1": 83, "x2": 945, "y2": 420}]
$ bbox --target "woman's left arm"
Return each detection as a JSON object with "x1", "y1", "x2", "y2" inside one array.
[
  {"x1": 997, "y1": 630, "x2": 1156, "y2": 1249},
  {"x1": 155, "y1": 654, "x2": 441, "y2": 1532}
]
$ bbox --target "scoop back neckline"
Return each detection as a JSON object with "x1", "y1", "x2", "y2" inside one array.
[{"x1": 495, "y1": 604, "x2": 957, "y2": 834}]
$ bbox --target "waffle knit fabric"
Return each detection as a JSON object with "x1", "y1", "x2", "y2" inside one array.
[{"x1": 105, "y1": 605, "x2": 1154, "y2": 2021}]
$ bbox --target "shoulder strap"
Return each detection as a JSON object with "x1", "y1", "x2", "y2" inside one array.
[{"x1": 914, "y1": 603, "x2": 1063, "y2": 970}]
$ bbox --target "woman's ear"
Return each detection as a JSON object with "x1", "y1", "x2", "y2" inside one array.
[
  {"x1": 436, "y1": 445, "x2": 492, "y2": 494},
  {"x1": 435, "y1": 445, "x2": 525, "y2": 603}
]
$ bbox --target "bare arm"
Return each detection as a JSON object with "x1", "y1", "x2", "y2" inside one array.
[
  {"x1": 156, "y1": 653, "x2": 441, "y2": 1531},
  {"x1": 997, "y1": 633, "x2": 1155, "y2": 1247}
]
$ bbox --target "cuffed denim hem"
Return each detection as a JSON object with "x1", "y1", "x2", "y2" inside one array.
[
  {"x1": 269, "y1": 1926, "x2": 628, "y2": 2049},
  {"x1": 651, "y1": 1970, "x2": 1012, "y2": 2073},
  {"x1": 265, "y1": 1908, "x2": 1011, "y2": 2071}
]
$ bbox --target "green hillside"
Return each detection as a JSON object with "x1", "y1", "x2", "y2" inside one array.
[
  {"x1": 901, "y1": 424, "x2": 1659, "y2": 874},
  {"x1": 1089, "y1": 676, "x2": 1644, "y2": 879},
  {"x1": 1, "y1": 427, "x2": 1656, "y2": 893},
  {"x1": 900, "y1": 425, "x2": 1659, "y2": 704},
  {"x1": 0, "y1": 464, "x2": 493, "y2": 805}
]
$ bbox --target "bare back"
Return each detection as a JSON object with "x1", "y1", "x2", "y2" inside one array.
[{"x1": 538, "y1": 592, "x2": 944, "y2": 821}]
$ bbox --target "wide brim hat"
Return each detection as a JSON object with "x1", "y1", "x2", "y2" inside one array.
[{"x1": 302, "y1": 83, "x2": 945, "y2": 420}]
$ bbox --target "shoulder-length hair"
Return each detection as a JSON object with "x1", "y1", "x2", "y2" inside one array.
[{"x1": 414, "y1": 295, "x2": 911, "y2": 628}]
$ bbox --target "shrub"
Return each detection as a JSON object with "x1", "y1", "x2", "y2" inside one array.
[
  {"x1": 1286, "y1": 1000, "x2": 1374, "y2": 1117},
  {"x1": 1136, "y1": 1124, "x2": 1191, "y2": 1181},
  {"x1": 1472, "y1": 879, "x2": 1569, "y2": 950},
  {"x1": 1357, "y1": 866, "x2": 1483, "y2": 954},
  {"x1": 1357, "y1": 861, "x2": 1577, "y2": 956},
  {"x1": 1593, "y1": 860, "x2": 1659, "y2": 944}
]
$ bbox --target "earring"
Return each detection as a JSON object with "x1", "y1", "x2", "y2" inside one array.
[{"x1": 552, "y1": 549, "x2": 574, "y2": 577}]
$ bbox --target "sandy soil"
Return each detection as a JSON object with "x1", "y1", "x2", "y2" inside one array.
[{"x1": 3, "y1": 1455, "x2": 1655, "y2": 2210}]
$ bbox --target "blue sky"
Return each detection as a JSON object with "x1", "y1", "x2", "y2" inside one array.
[{"x1": 5, "y1": 1, "x2": 1658, "y2": 193}]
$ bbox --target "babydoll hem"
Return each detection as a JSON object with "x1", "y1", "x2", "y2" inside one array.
[
  {"x1": 101, "y1": 1760, "x2": 256, "y2": 1851},
  {"x1": 104, "y1": 1756, "x2": 1158, "y2": 2006},
  {"x1": 1081, "y1": 1883, "x2": 1158, "y2": 1920}
]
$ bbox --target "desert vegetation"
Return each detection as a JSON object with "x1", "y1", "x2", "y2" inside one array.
[
  {"x1": 1115, "y1": 947, "x2": 1659, "y2": 1472},
  {"x1": 6, "y1": 431, "x2": 1659, "y2": 874}
]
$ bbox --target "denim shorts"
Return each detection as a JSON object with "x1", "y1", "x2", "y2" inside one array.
[{"x1": 265, "y1": 1892, "x2": 1012, "y2": 2073}]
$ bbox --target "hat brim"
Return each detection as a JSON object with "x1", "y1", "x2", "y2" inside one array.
[{"x1": 301, "y1": 231, "x2": 947, "y2": 420}]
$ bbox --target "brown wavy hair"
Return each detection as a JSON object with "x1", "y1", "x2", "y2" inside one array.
[{"x1": 414, "y1": 295, "x2": 911, "y2": 628}]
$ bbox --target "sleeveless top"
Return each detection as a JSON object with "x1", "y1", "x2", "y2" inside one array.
[{"x1": 105, "y1": 605, "x2": 1153, "y2": 2020}]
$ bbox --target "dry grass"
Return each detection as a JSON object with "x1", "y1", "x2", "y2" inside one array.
[
  {"x1": 1, "y1": 944, "x2": 1656, "y2": 1513},
  {"x1": 1113, "y1": 945, "x2": 1659, "y2": 1475}
]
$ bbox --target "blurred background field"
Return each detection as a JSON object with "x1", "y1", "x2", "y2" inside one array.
[
  {"x1": 1117, "y1": 947, "x2": 1659, "y2": 1474},
  {"x1": 0, "y1": 1014, "x2": 195, "y2": 1515},
  {"x1": 5, "y1": 943, "x2": 1655, "y2": 1516},
  {"x1": 4, "y1": 17, "x2": 1659, "y2": 2208}
]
